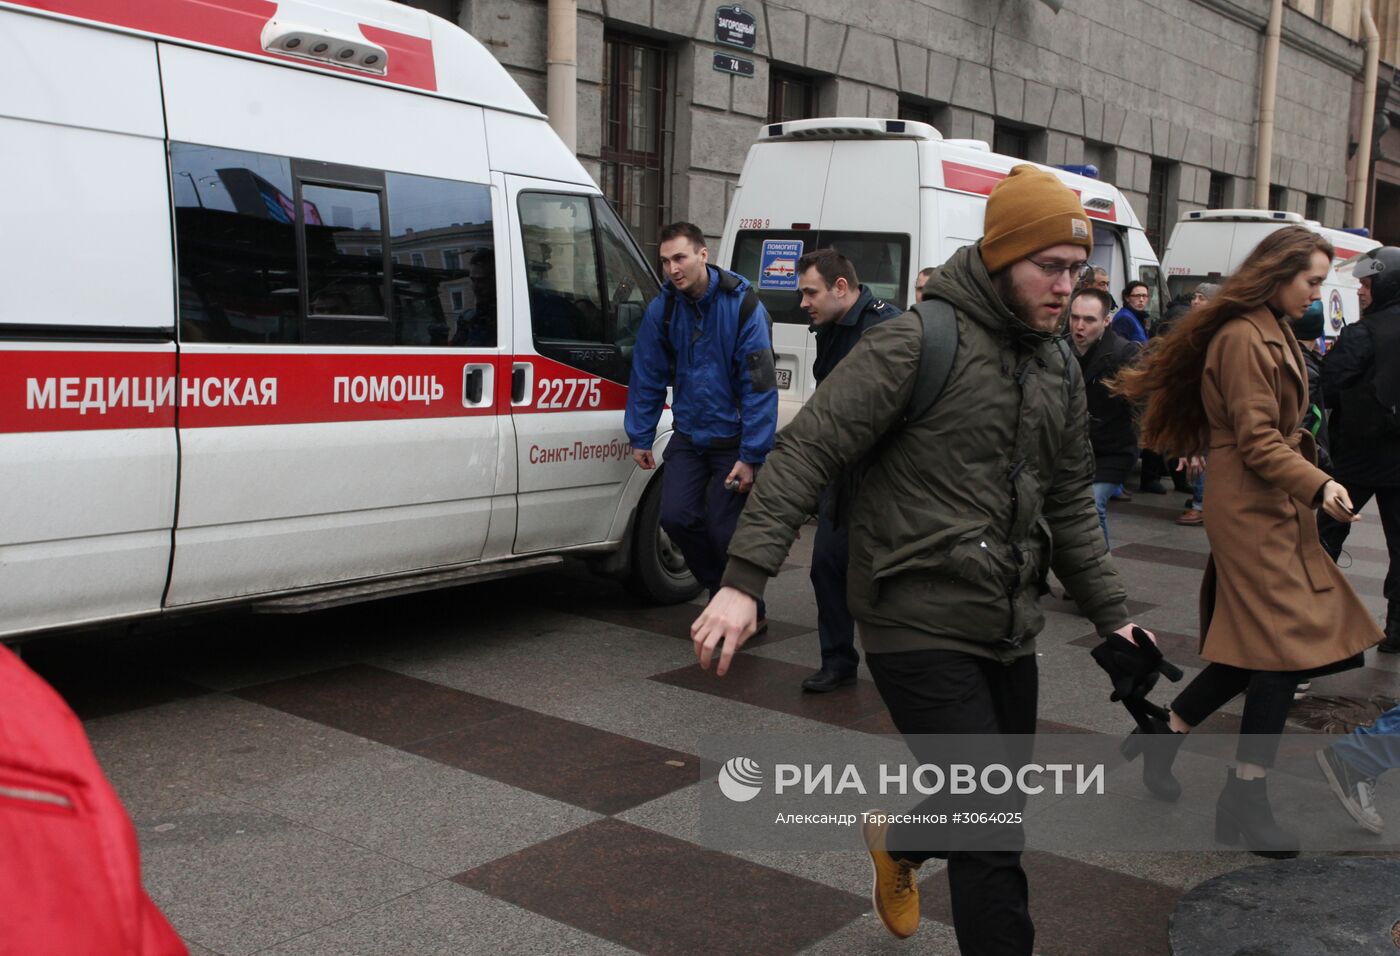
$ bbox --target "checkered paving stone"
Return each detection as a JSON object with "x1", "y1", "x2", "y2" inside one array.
[
  {"x1": 238, "y1": 664, "x2": 701, "y2": 815},
  {"x1": 918, "y1": 850, "x2": 1182, "y2": 956},
  {"x1": 453, "y1": 818, "x2": 869, "y2": 956},
  {"x1": 37, "y1": 486, "x2": 1400, "y2": 955}
]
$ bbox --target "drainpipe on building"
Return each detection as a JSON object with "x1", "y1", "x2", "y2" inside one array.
[
  {"x1": 546, "y1": 0, "x2": 577, "y2": 153},
  {"x1": 1254, "y1": 0, "x2": 1284, "y2": 209},
  {"x1": 1351, "y1": 2, "x2": 1381, "y2": 229}
]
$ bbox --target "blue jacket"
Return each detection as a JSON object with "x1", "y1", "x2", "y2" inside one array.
[
  {"x1": 1110, "y1": 306, "x2": 1148, "y2": 344},
  {"x1": 625, "y1": 265, "x2": 778, "y2": 464}
]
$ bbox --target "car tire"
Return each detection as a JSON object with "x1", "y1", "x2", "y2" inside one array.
[{"x1": 626, "y1": 471, "x2": 703, "y2": 604}]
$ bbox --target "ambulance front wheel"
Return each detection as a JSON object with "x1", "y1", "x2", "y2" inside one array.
[{"x1": 628, "y1": 473, "x2": 703, "y2": 605}]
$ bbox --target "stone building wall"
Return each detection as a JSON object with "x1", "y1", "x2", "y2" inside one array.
[{"x1": 452, "y1": 0, "x2": 1364, "y2": 247}]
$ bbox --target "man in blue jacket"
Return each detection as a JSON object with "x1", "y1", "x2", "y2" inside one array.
[{"x1": 625, "y1": 222, "x2": 779, "y2": 622}]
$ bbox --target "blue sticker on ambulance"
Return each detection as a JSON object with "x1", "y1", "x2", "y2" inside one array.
[{"x1": 758, "y1": 239, "x2": 803, "y2": 290}]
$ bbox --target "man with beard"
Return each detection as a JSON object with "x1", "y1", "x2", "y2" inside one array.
[{"x1": 689, "y1": 166, "x2": 1148, "y2": 954}]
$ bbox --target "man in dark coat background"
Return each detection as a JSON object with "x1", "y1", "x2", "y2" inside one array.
[
  {"x1": 1319, "y1": 245, "x2": 1400, "y2": 653},
  {"x1": 1069, "y1": 287, "x2": 1140, "y2": 544}
]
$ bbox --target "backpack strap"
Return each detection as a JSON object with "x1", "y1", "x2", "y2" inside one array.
[
  {"x1": 1055, "y1": 336, "x2": 1079, "y2": 407},
  {"x1": 661, "y1": 276, "x2": 762, "y2": 379},
  {"x1": 661, "y1": 294, "x2": 678, "y2": 378},
  {"x1": 906, "y1": 298, "x2": 959, "y2": 424}
]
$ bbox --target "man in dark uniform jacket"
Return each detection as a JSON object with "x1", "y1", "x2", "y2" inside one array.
[
  {"x1": 796, "y1": 248, "x2": 902, "y2": 691},
  {"x1": 1068, "y1": 287, "x2": 1140, "y2": 545},
  {"x1": 1320, "y1": 246, "x2": 1400, "y2": 653}
]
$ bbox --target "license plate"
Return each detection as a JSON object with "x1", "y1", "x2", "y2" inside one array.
[{"x1": 776, "y1": 368, "x2": 791, "y2": 390}]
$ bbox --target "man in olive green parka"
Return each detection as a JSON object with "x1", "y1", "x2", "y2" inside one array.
[{"x1": 690, "y1": 166, "x2": 1154, "y2": 955}]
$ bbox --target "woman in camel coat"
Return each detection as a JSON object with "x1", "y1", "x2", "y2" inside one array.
[{"x1": 1114, "y1": 226, "x2": 1381, "y2": 857}]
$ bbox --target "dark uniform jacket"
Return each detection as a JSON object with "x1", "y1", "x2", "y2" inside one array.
[
  {"x1": 1321, "y1": 302, "x2": 1400, "y2": 487},
  {"x1": 722, "y1": 243, "x2": 1129, "y2": 661},
  {"x1": 1076, "y1": 327, "x2": 1140, "y2": 485},
  {"x1": 812, "y1": 285, "x2": 901, "y2": 385}
]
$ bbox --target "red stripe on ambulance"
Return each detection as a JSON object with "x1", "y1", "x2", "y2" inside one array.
[
  {"x1": 941, "y1": 161, "x2": 1117, "y2": 222},
  {"x1": 9, "y1": 0, "x2": 437, "y2": 91}
]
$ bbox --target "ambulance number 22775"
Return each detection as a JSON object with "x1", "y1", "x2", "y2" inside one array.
[{"x1": 536, "y1": 377, "x2": 602, "y2": 409}]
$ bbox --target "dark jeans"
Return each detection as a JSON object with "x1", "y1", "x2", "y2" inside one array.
[
  {"x1": 1317, "y1": 480, "x2": 1400, "y2": 607},
  {"x1": 866, "y1": 649, "x2": 1038, "y2": 956},
  {"x1": 1172, "y1": 664, "x2": 1300, "y2": 767},
  {"x1": 810, "y1": 505, "x2": 858, "y2": 674},
  {"x1": 659, "y1": 433, "x2": 764, "y2": 617}
]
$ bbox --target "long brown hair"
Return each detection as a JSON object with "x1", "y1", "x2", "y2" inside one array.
[{"x1": 1111, "y1": 226, "x2": 1333, "y2": 456}]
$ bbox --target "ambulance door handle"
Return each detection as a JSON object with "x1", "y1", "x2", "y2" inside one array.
[
  {"x1": 511, "y1": 363, "x2": 530, "y2": 404},
  {"x1": 463, "y1": 366, "x2": 484, "y2": 406}
]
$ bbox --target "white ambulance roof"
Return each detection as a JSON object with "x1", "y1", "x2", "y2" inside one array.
[
  {"x1": 1174, "y1": 209, "x2": 1379, "y2": 262},
  {"x1": 749, "y1": 117, "x2": 1141, "y2": 230},
  {"x1": 3, "y1": 0, "x2": 542, "y2": 116}
]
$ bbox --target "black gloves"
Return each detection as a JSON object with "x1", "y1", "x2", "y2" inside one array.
[{"x1": 1091, "y1": 626, "x2": 1183, "y2": 725}]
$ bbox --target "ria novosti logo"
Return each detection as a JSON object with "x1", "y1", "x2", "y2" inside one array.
[{"x1": 717, "y1": 756, "x2": 765, "y2": 802}]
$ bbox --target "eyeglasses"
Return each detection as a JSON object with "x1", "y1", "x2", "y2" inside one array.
[
  {"x1": 1127, "y1": 291, "x2": 1150, "y2": 300},
  {"x1": 1025, "y1": 258, "x2": 1092, "y2": 283}
]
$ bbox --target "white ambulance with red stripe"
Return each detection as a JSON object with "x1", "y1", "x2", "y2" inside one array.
[
  {"x1": 718, "y1": 118, "x2": 1161, "y2": 425},
  {"x1": 1161, "y1": 209, "x2": 1381, "y2": 339},
  {"x1": 2, "y1": 0, "x2": 696, "y2": 639}
]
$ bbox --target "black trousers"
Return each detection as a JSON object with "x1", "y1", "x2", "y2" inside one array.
[
  {"x1": 866, "y1": 649, "x2": 1038, "y2": 956},
  {"x1": 809, "y1": 508, "x2": 858, "y2": 674},
  {"x1": 1317, "y1": 480, "x2": 1400, "y2": 608},
  {"x1": 1172, "y1": 664, "x2": 1299, "y2": 767}
]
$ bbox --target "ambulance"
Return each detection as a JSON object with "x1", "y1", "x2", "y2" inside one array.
[
  {"x1": 1, "y1": 0, "x2": 697, "y2": 639},
  {"x1": 717, "y1": 118, "x2": 1162, "y2": 425},
  {"x1": 1160, "y1": 209, "x2": 1381, "y2": 339}
]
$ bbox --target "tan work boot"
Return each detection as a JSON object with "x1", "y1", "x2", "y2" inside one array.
[{"x1": 861, "y1": 811, "x2": 921, "y2": 938}]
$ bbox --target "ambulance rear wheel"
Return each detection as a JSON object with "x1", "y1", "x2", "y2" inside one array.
[{"x1": 628, "y1": 474, "x2": 703, "y2": 604}]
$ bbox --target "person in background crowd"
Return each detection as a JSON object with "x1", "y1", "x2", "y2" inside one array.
[
  {"x1": 1177, "y1": 283, "x2": 1222, "y2": 527},
  {"x1": 1318, "y1": 246, "x2": 1400, "y2": 654},
  {"x1": 1316, "y1": 700, "x2": 1399, "y2": 834},
  {"x1": 1112, "y1": 226, "x2": 1379, "y2": 858},
  {"x1": 625, "y1": 222, "x2": 779, "y2": 630},
  {"x1": 794, "y1": 249, "x2": 902, "y2": 693},
  {"x1": 1089, "y1": 267, "x2": 1119, "y2": 311},
  {"x1": 913, "y1": 265, "x2": 935, "y2": 305},
  {"x1": 1112, "y1": 281, "x2": 1151, "y2": 344},
  {"x1": 691, "y1": 165, "x2": 1150, "y2": 953},
  {"x1": 1069, "y1": 287, "x2": 1140, "y2": 545}
]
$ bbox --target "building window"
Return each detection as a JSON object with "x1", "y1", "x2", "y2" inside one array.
[
  {"x1": 1269, "y1": 184, "x2": 1287, "y2": 212},
  {"x1": 1146, "y1": 160, "x2": 1174, "y2": 251},
  {"x1": 1082, "y1": 142, "x2": 1117, "y2": 183},
  {"x1": 768, "y1": 69, "x2": 817, "y2": 124},
  {"x1": 444, "y1": 249, "x2": 461, "y2": 270},
  {"x1": 1204, "y1": 175, "x2": 1226, "y2": 212},
  {"x1": 897, "y1": 99, "x2": 934, "y2": 126},
  {"x1": 601, "y1": 33, "x2": 672, "y2": 263},
  {"x1": 1306, "y1": 193, "x2": 1323, "y2": 223},
  {"x1": 993, "y1": 125, "x2": 1030, "y2": 160}
]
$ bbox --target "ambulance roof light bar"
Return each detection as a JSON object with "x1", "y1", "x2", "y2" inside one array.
[
  {"x1": 1184, "y1": 208, "x2": 1305, "y2": 224},
  {"x1": 760, "y1": 118, "x2": 943, "y2": 142},
  {"x1": 261, "y1": 19, "x2": 389, "y2": 75}
]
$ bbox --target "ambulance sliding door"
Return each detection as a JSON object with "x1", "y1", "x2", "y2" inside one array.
[
  {"x1": 159, "y1": 46, "x2": 505, "y2": 605},
  {"x1": 504, "y1": 176, "x2": 659, "y2": 553},
  {"x1": 0, "y1": 12, "x2": 176, "y2": 635}
]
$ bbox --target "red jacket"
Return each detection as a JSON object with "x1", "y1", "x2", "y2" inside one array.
[{"x1": 0, "y1": 645, "x2": 186, "y2": 956}]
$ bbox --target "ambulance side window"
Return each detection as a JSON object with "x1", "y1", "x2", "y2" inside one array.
[
  {"x1": 519, "y1": 191, "x2": 633, "y2": 383},
  {"x1": 172, "y1": 144, "x2": 301, "y2": 344},
  {"x1": 386, "y1": 173, "x2": 495, "y2": 348},
  {"x1": 593, "y1": 198, "x2": 660, "y2": 359}
]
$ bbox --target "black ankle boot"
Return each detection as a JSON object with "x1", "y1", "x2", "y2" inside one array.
[
  {"x1": 1381, "y1": 605, "x2": 1400, "y2": 654},
  {"x1": 1120, "y1": 717, "x2": 1185, "y2": 802},
  {"x1": 1214, "y1": 770, "x2": 1300, "y2": 858}
]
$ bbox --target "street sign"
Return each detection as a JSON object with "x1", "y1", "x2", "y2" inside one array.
[
  {"x1": 712, "y1": 52, "x2": 754, "y2": 77},
  {"x1": 715, "y1": 4, "x2": 757, "y2": 50}
]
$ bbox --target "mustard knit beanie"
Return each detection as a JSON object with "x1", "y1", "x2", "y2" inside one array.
[{"x1": 981, "y1": 164, "x2": 1093, "y2": 274}]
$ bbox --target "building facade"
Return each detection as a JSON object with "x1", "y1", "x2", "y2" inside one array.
[{"x1": 411, "y1": 0, "x2": 1394, "y2": 256}]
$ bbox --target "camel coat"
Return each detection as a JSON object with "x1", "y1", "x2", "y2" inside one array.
[{"x1": 1199, "y1": 307, "x2": 1381, "y2": 671}]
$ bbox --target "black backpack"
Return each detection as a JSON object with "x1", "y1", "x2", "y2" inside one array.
[{"x1": 830, "y1": 298, "x2": 1077, "y2": 527}]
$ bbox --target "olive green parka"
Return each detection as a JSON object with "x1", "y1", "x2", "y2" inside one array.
[{"x1": 722, "y1": 243, "x2": 1130, "y2": 660}]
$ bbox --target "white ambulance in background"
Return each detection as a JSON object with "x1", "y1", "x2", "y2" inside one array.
[
  {"x1": 717, "y1": 117, "x2": 1162, "y2": 426},
  {"x1": 1, "y1": 0, "x2": 697, "y2": 640},
  {"x1": 1161, "y1": 209, "x2": 1381, "y2": 339}
]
